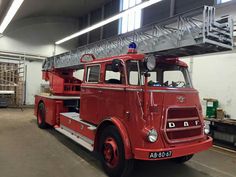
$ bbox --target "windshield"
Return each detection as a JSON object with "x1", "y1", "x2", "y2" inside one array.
[{"x1": 126, "y1": 60, "x2": 192, "y2": 88}]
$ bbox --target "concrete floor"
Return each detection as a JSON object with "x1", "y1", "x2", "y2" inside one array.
[{"x1": 0, "y1": 108, "x2": 236, "y2": 177}]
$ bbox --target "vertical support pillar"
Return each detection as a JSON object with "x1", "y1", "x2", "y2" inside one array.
[
  {"x1": 87, "y1": 13, "x2": 91, "y2": 44},
  {"x1": 189, "y1": 56, "x2": 194, "y2": 80},
  {"x1": 170, "y1": 0, "x2": 175, "y2": 17},
  {"x1": 100, "y1": 5, "x2": 105, "y2": 40}
]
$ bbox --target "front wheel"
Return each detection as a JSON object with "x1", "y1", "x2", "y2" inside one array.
[
  {"x1": 99, "y1": 125, "x2": 134, "y2": 177},
  {"x1": 173, "y1": 154, "x2": 194, "y2": 163}
]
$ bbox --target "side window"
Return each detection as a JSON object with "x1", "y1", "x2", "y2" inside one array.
[
  {"x1": 73, "y1": 68, "x2": 84, "y2": 81},
  {"x1": 163, "y1": 70, "x2": 186, "y2": 87},
  {"x1": 148, "y1": 72, "x2": 157, "y2": 83},
  {"x1": 86, "y1": 65, "x2": 100, "y2": 83},
  {"x1": 129, "y1": 71, "x2": 139, "y2": 85},
  {"x1": 127, "y1": 60, "x2": 139, "y2": 85},
  {"x1": 105, "y1": 64, "x2": 123, "y2": 84},
  {"x1": 141, "y1": 71, "x2": 157, "y2": 85}
]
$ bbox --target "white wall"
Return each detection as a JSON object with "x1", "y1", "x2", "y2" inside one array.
[
  {"x1": 181, "y1": 50, "x2": 236, "y2": 119},
  {"x1": 0, "y1": 58, "x2": 43, "y2": 105},
  {"x1": 25, "y1": 60, "x2": 43, "y2": 105},
  {"x1": 216, "y1": 2, "x2": 236, "y2": 20},
  {"x1": 0, "y1": 17, "x2": 80, "y2": 105},
  {"x1": 0, "y1": 3, "x2": 236, "y2": 108},
  {"x1": 179, "y1": 3, "x2": 236, "y2": 119},
  {"x1": 0, "y1": 17, "x2": 79, "y2": 56}
]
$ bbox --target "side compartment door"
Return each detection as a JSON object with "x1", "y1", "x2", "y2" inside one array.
[{"x1": 80, "y1": 64, "x2": 101, "y2": 125}]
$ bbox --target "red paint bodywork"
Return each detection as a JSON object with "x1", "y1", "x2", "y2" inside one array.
[
  {"x1": 43, "y1": 69, "x2": 81, "y2": 95},
  {"x1": 35, "y1": 53, "x2": 212, "y2": 160}
]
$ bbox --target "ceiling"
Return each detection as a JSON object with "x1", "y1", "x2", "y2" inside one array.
[
  {"x1": 0, "y1": 0, "x2": 10, "y2": 20},
  {"x1": 0, "y1": 0, "x2": 111, "y2": 22}
]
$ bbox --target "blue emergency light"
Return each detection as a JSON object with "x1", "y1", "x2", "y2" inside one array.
[
  {"x1": 129, "y1": 42, "x2": 137, "y2": 49},
  {"x1": 128, "y1": 42, "x2": 137, "y2": 54}
]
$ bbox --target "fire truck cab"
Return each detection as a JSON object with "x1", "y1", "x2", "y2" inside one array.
[{"x1": 35, "y1": 47, "x2": 212, "y2": 177}]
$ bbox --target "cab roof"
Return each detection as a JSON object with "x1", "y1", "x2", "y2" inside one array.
[{"x1": 82, "y1": 53, "x2": 188, "y2": 68}]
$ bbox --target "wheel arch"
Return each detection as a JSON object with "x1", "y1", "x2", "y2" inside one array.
[
  {"x1": 37, "y1": 100, "x2": 44, "y2": 111},
  {"x1": 35, "y1": 98, "x2": 44, "y2": 116},
  {"x1": 94, "y1": 117, "x2": 133, "y2": 159}
]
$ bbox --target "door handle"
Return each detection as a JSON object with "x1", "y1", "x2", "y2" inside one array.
[{"x1": 98, "y1": 90, "x2": 103, "y2": 93}]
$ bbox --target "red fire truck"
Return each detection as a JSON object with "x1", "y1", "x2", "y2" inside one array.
[{"x1": 34, "y1": 44, "x2": 212, "y2": 177}]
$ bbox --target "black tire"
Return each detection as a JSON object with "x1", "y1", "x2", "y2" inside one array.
[
  {"x1": 99, "y1": 125, "x2": 134, "y2": 177},
  {"x1": 173, "y1": 154, "x2": 194, "y2": 163},
  {"x1": 37, "y1": 102, "x2": 48, "y2": 129}
]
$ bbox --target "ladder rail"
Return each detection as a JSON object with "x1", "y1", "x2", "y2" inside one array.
[{"x1": 43, "y1": 6, "x2": 234, "y2": 71}]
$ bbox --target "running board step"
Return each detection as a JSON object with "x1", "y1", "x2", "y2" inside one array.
[
  {"x1": 59, "y1": 112, "x2": 96, "y2": 144},
  {"x1": 60, "y1": 112, "x2": 97, "y2": 131},
  {"x1": 55, "y1": 126, "x2": 94, "y2": 151}
]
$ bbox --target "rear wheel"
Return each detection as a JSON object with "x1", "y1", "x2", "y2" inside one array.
[
  {"x1": 173, "y1": 154, "x2": 193, "y2": 163},
  {"x1": 37, "y1": 102, "x2": 48, "y2": 129},
  {"x1": 99, "y1": 125, "x2": 134, "y2": 177}
]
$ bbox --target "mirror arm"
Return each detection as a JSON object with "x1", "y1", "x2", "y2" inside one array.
[{"x1": 143, "y1": 70, "x2": 150, "y2": 119}]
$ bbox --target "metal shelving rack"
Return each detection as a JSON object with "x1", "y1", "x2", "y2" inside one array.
[
  {"x1": 0, "y1": 62, "x2": 19, "y2": 106},
  {"x1": 0, "y1": 50, "x2": 46, "y2": 107}
]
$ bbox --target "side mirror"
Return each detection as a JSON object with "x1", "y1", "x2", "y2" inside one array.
[
  {"x1": 144, "y1": 55, "x2": 156, "y2": 71},
  {"x1": 111, "y1": 59, "x2": 122, "y2": 72}
]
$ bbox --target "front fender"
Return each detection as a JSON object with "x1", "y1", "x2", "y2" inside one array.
[
  {"x1": 95, "y1": 117, "x2": 133, "y2": 159},
  {"x1": 110, "y1": 117, "x2": 133, "y2": 159}
]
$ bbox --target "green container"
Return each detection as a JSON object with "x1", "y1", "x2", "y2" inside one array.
[{"x1": 205, "y1": 99, "x2": 219, "y2": 118}]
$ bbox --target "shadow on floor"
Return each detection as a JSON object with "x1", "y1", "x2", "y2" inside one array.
[{"x1": 31, "y1": 119, "x2": 209, "y2": 177}]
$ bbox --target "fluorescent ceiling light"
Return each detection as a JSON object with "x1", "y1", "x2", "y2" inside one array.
[
  {"x1": 0, "y1": 0, "x2": 24, "y2": 34},
  {"x1": 56, "y1": 0, "x2": 162, "y2": 45}
]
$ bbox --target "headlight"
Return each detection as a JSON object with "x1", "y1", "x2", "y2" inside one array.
[
  {"x1": 147, "y1": 129, "x2": 158, "y2": 143},
  {"x1": 204, "y1": 121, "x2": 210, "y2": 134},
  {"x1": 204, "y1": 127, "x2": 210, "y2": 134},
  {"x1": 144, "y1": 55, "x2": 156, "y2": 71}
]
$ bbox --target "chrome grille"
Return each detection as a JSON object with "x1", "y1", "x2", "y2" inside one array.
[{"x1": 165, "y1": 107, "x2": 203, "y2": 143}]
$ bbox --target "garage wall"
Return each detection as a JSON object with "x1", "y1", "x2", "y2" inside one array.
[
  {"x1": 0, "y1": 17, "x2": 79, "y2": 56},
  {"x1": 181, "y1": 50, "x2": 236, "y2": 119},
  {"x1": 0, "y1": 58, "x2": 43, "y2": 105},
  {"x1": 142, "y1": 0, "x2": 214, "y2": 26},
  {"x1": 77, "y1": 0, "x2": 215, "y2": 46},
  {"x1": 0, "y1": 1, "x2": 235, "y2": 107},
  {"x1": 25, "y1": 60, "x2": 44, "y2": 105},
  {"x1": 0, "y1": 17, "x2": 80, "y2": 105},
  {"x1": 78, "y1": 0, "x2": 119, "y2": 46},
  {"x1": 180, "y1": 2, "x2": 236, "y2": 119}
]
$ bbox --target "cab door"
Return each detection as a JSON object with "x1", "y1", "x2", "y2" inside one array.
[
  {"x1": 80, "y1": 64, "x2": 102, "y2": 125},
  {"x1": 99, "y1": 60, "x2": 127, "y2": 123}
]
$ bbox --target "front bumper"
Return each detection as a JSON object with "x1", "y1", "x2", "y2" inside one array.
[{"x1": 133, "y1": 136, "x2": 212, "y2": 160}]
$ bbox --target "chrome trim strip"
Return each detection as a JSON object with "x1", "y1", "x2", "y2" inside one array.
[
  {"x1": 82, "y1": 85, "x2": 125, "y2": 91},
  {"x1": 126, "y1": 88, "x2": 143, "y2": 92},
  {"x1": 166, "y1": 125, "x2": 202, "y2": 132},
  {"x1": 55, "y1": 126, "x2": 93, "y2": 151},
  {"x1": 36, "y1": 95, "x2": 80, "y2": 100},
  {"x1": 167, "y1": 117, "x2": 199, "y2": 122},
  {"x1": 60, "y1": 112, "x2": 97, "y2": 128},
  {"x1": 148, "y1": 90, "x2": 198, "y2": 94},
  {"x1": 82, "y1": 86, "x2": 197, "y2": 93},
  {"x1": 60, "y1": 125, "x2": 94, "y2": 145}
]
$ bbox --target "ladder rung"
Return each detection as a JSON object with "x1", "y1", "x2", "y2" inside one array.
[{"x1": 42, "y1": 6, "x2": 233, "y2": 71}]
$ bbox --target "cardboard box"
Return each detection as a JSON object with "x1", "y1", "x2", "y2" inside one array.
[{"x1": 216, "y1": 108, "x2": 224, "y2": 120}]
